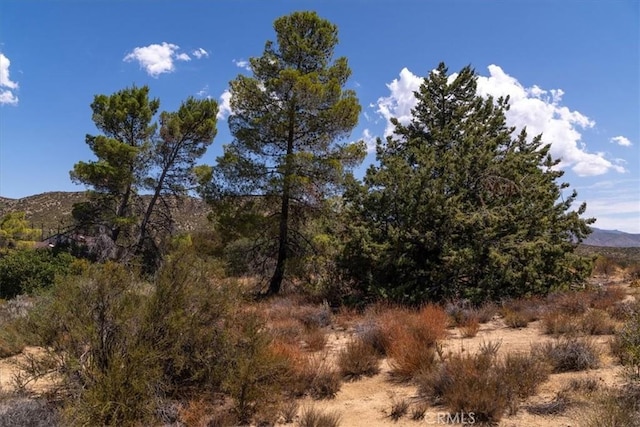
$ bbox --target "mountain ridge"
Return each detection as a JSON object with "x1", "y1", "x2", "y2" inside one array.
[{"x1": 1, "y1": 191, "x2": 638, "y2": 247}]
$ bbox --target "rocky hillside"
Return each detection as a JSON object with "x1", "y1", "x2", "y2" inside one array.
[{"x1": 0, "y1": 191, "x2": 211, "y2": 237}]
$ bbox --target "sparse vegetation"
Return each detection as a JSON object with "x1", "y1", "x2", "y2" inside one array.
[
  {"x1": 337, "y1": 337, "x2": 381, "y2": 381},
  {"x1": 297, "y1": 406, "x2": 341, "y2": 427}
]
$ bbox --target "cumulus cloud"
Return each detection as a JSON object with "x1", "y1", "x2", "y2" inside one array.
[
  {"x1": 192, "y1": 48, "x2": 209, "y2": 59},
  {"x1": 0, "y1": 53, "x2": 19, "y2": 105},
  {"x1": 610, "y1": 136, "x2": 632, "y2": 147},
  {"x1": 376, "y1": 67, "x2": 422, "y2": 137},
  {"x1": 124, "y1": 42, "x2": 195, "y2": 77},
  {"x1": 376, "y1": 65, "x2": 627, "y2": 177},
  {"x1": 232, "y1": 59, "x2": 251, "y2": 71},
  {"x1": 216, "y1": 89, "x2": 232, "y2": 120}
]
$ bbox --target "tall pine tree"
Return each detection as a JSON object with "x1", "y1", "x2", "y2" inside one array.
[{"x1": 215, "y1": 11, "x2": 363, "y2": 295}]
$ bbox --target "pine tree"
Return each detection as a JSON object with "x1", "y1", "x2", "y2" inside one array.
[
  {"x1": 216, "y1": 11, "x2": 363, "y2": 294},
  {"x1": 342, "y1": 63, "x2": 593, "y2": 304}
]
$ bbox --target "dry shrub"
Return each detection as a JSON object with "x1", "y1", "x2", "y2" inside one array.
[
  {"x1": 503, "y1": 309, "x2": 530, "y2": 329},
  {"x1": 501, "y1": 296, "x2": 544, "y2": 323},
  {"x1": 592, "y1": 256, "x2": 620, "y2": 277},
  {"x1": 337, "y1": 337, "x2": 381, "y2": 381},
  {"x1": 303, "y1": 327, "x2": 327, "y2": 352},
  {"x1": 178, "y1": 398, "x2": 235, "y2": 427},
  {"x1": 410, "y1": 402, "x2": 428, "y2": 420},
  {"x1": 459, "y1": 315, "x2": 480, "y2": 337},
  {"x1": 298, "y1": 406, "x2": 341, "y2": 427},
  {"x1": 475, "y1": 302, "x2": 498, "y2": 323},
  {"x1": 541, "y1": 310, "x2": 579, "y2": 335},
  {"x1": 303, "y1": 355, "x2": 341, "y2": 400},
  {"x1": 419, "y1": 343, "x2": 549, "y2": 423},
  {"x1": 536, "y1": 337, "x2": 600, "y2": 372},
  {"x1": 421, "y1": 349, "x2": 507, "y2": 424},
  {"x1": 295, "y1": 302, "x2": 332, "y2": 330},
  {"x1": 580, "y1": 385, "x2": 640, "y2": 427},
  {"x1": 610, "y1": 303, "x2": 640, "y2": 379},
  {"x1": 590, "y1": 286, "x2": 627, "y2": 310},
  {"x1": 580, "y1": 309, "x2": 616, "y2": 335},
  {"x1": 608, "y1": 300, "x2": 637, "y2": 321},
  {"x1": 0, "y1": 397, "x2": 60, "y2": 427},
  {"x1": 549, "y1": 291, "x2": 592, "y2": 315},
  {"x1": 384, "y1": 304, "x2": 448, "y2": 380},
  {"x1": 270, "y1": 317, "x2": 304, "y2": 345}
]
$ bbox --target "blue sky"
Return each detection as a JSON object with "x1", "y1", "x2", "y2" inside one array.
[{"x1": 1, "y1": 0, "x2": 638, "y2": 232}]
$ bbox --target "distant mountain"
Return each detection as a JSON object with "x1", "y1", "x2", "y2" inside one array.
[
  {"x1": 1, "y1": 192, "x2": 638, "y2": 248},
  {"x1": 0, "y1": 191, "x2": 210, "y2": 238},
  {"x1": 583, "y1": 227, "x2": 640, "y2": 248}
]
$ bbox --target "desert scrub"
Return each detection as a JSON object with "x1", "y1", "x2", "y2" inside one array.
[
  {"x1": 380, "y1": 304, "x2": 448, "y2": 380},
  {"x1": 418, "y1": 343, "x2": 550, "y2": 422},
  {"x1": 337, "y1": 337, "x2": 381, "y2": 380},
  {"x1": 610, "y1": 302, "x2": 640, "y2": 379},
  {"x1": 19, "y1": 254, "x2": 282, "y2": 426},
  {"x1": 536, "y1": 337, "x2": 600, "y2": 372}
]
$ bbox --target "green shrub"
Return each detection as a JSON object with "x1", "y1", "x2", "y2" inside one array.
[
  {"x1": 19, "y1": 254, "x2": 280, "y2": 426},
  {"x1": 0, "y1": 249, "x2": 76, "y2": 299}
]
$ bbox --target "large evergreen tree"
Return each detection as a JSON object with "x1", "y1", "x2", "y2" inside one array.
[
  {"x1": 341, "y1": 63, "x2": 593, "y2": 304},
  {"x1": 215, "y1": 11, "x2": 363, "y2": 295}
]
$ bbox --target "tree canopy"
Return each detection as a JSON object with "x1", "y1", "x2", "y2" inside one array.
[
  {"x1": 341, "y1": 63, "x2": 594, "y2": 305},
  {"x1": 215, "y1": 11, "x2": 364, "y2": 294}
]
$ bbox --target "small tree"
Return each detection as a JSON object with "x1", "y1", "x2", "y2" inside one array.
[
  {"x1": 0, "y1": 211, "x2": 41, "y2": 248},
  {"x1": 215, "y1": 11, "x2": 363, "y2": 294},
  {"x1": 342, "y1": 63, "x2": 593, "y2": 304}
]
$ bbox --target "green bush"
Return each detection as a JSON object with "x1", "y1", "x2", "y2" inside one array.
[
  {"x1": 0, "y1": 249, "x2": 76, "y2": 299},
  {"x1": 19, "y1": 254, "x2": 282, "y2": 426}
]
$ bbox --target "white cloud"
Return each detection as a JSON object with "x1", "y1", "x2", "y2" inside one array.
[
  {"x1": 377, "y1": 65, "x2": 627, "y2": 177},
  {"x1": 362, "y1": 129, "x2": 377, "y2": 153},
  {"x1": 124, "y1": 42, "x2": 189, "y2": 77},
  {"x1": 216, "y1": 90, "x2": 232, "y2": 120},
  {"x1": 192, "y1": 48, "x2": 209, "y2": 59},
  {"x1": 232, "y1": 59, "x2": 251, "y2": 71},
  {"x1": 376, "y1": 67, "x2": 422, "y2": 137},
  {"x1": 610, "y1": 136, "x2": 632, "y2": 147},
  {"x1": 0, "y1": 53, "x2": 19, "y2": 105}
]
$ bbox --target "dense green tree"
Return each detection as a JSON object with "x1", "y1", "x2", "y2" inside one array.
[
  {"x1": 71, "y1": 87, "x2": 217, "y2": 266},
  {"x1": 341, "y1": 63, "x2": 593, "y2": 304},
  {"x1": 0, "y1": 211, "x2": 41, "y2": 248},
  {"x1": 215, "y1": 11, "x2": 364, "y2": 294}
]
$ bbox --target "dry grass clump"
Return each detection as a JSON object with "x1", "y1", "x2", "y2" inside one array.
[
  {"x1": 541, "y1": 310, "x2": 580, "y2": 335},
  {"x1": 298, "y1": 406, "x2": 341, "y2": 427},
  {"x1": 499, "y1": 296, "x2": 546, "y2": 329},
  {"x1": 336, "y1": 337, "x2": 381, "y2": 381},
  {"x1": 459, "y1": 315, "x2": 480, "y2": 337},
  {"x1": 524, "y1": 391, "x2": 571, "y2": 416},
  {"x1": 303, "y1": 355, "x2": 342, "y2": 400},
  {"x1": 580, "y1": 384, "x2": 640, "y2": 427},
  {"x1": 536, "y1": 337, "x2": 600, "y2": 372},
  {"x1": 590, "y1": 286, "x2": 627, "y2": 311},
  {"x1": 377, "y1": 304, "x2": 448, "y2": 380},
  {"x1": 303, "y1": 327, "x2": 327, "y2": 352},
  {"x1": 580, "y1": 309, "x2": 617, "y2": 335},
  {"x1": 0, "y1": 397, "x2": 60, "y2": 427},
  {"x1": 388, "y1": 397, "x2": 410, "y2": 421},
  {"x1": 548, "y1": 290, "x2": 592, "y2": 316},
  {"x1": 417, "y1": 341, "x2": 549, "y2": 424}
]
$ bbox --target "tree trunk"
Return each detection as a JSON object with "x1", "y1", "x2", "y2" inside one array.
[{"x1": 268, "y1": 106, "x2": 296, "y2": 295}]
